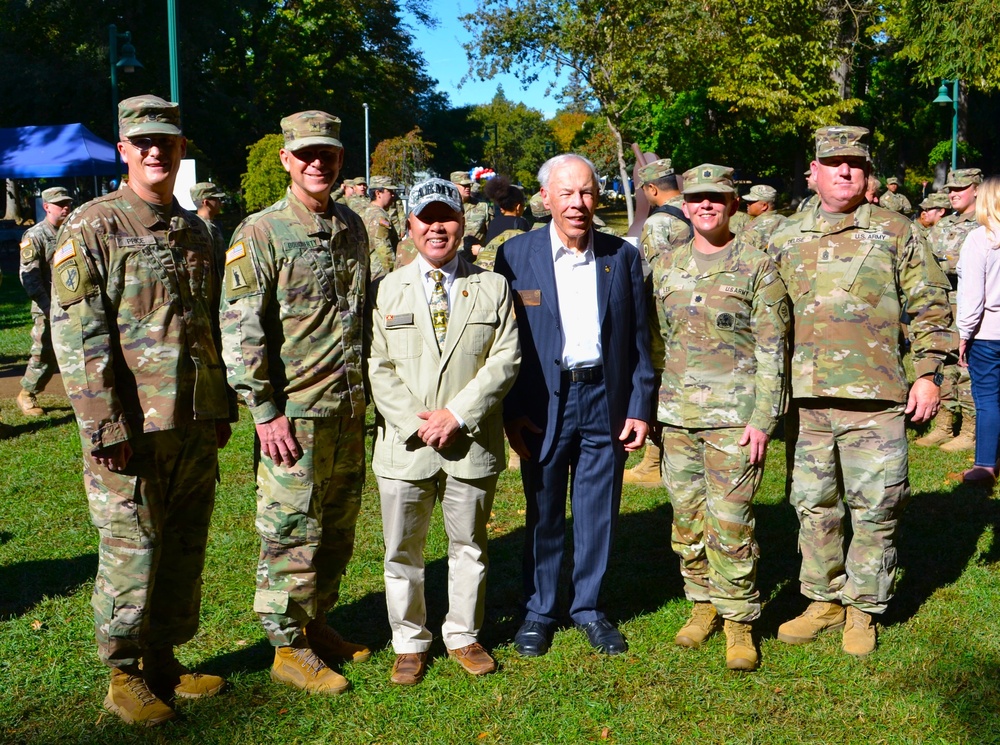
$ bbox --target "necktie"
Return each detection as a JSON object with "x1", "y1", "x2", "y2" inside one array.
[{"x1": 429, "y1": 269, "x2": 448, "y2": 348}]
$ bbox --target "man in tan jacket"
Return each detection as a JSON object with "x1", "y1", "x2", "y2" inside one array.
[{"x1": 368, "y1": 177, "x2": 521, "y2": 685}]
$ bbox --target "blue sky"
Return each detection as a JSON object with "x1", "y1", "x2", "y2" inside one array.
[{"x1": 403, "y1": 0, "x2": 569, "y2": 118}]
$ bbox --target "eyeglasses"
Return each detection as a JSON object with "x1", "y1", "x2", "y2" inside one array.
[{"x1": 126, "y1": 136, "x2": 177, "y2": 153}]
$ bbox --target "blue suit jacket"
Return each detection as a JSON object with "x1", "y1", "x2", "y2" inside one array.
[{"x1": 495, "y1": 226, "x2": 656, "y2": 462}]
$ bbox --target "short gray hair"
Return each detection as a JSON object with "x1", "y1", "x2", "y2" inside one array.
[{"x1": 538, "y1": 153, "x2": 600, "y2": 190}]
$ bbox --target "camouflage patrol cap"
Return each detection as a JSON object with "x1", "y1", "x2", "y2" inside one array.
[
  {"x1": 41, "y1": 186, "x2": 73, "y2": 205},
  {"x1": 681, "y1": 164, "x2": 736, "y2": 195},
  {"x1": 369, "y1": 176, "x2": 399, "y2": 191},
  {"x1": 349, "y1": 177, "x2": 367, "y2": 186},
  {"x1": 885, "y1": 176, "x2": 900, "y2": 186},
  {"x1": 743, "y1": 184, "x2": 777, "y2": 203},
  {"x1": 280, "y1": 110, "x2": 342, "y2": 152},
  {"x1": 529, "y1": 192, "x2": 550, "y2": 219},
  {"x1": 408, "y1": 177, "x2": 463, "y2": 217},
  {"x1": 919, "y1": 192, "x2": 951, "y2": 210},
  {"x1": 814, "y1": 125, "x2": 869, "y2": 159},
  {"x1": 118, "y1": 95, "x2": 182, "y2": 139},
  {"x1": 450, "y1": 170, "x2": 473, "y2": 186},
  {"x1": 190, "y1": 182, "x2": 225, "y2": 202},
  {"x1": 637, "y1": 158, "x2": 674, "y2": 187},
  {"x1": 944, "y1": 168, "x2": 983, "y2": 188}
]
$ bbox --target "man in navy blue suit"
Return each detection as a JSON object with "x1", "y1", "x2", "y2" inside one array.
[{"x1": 495, "y1": 154, "x2": 656, "y2": 656}]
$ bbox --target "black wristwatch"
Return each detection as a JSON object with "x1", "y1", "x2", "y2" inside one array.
[{"x1": 929, "y1": 371, "x2": 944, "y2": 387}]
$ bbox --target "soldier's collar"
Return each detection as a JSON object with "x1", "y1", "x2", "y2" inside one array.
[
  {"x1": 284, "y1": 187, "x2": 346, "y2": 238},
  {"x1": 121, "y1": 181, "x2": 182, "y2": 230}
]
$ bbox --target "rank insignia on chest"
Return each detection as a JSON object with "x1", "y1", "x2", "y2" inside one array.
[{"x1": 716, "y1": 312, "x2": 735, "y2": 330}]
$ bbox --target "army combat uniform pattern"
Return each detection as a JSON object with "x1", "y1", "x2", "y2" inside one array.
[
  {"x1": 640, "y1": 197, "x2": 691, "y2": 271},
  {"x1": 768, "y1": 202, "x2": 953, "y2": 613},
  {"x1": 220, "y1": 187, "x2": 369, "y2": 648},
  {"x1": 50, "y1": 182, "x2": 233, "y2": 666},
  {"x1": 18, "y1": 219, "x2": 59, "y2": 395},
  {"x1": 364, "y1": 202, "x2": 400, "y2": 280},
  {"x1": 649, "y1": 235, "x2": 789, "y2": 621},
  {"x1": 879, "y1": 191, "x2": 912, "y2": 214}
]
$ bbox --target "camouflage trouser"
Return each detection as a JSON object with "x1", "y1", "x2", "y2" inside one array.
[
  {"x1": 20, "y1": 309, "x2": 56, "y2": 394},
  {"x1": 941, "y1": 302, "x2": 974, "y2": 417},
  {"x1": 660, "y1": 426, "x2": 762, "y2": 622},
  {"x1": 83, "y1": 421, "x2": 218, "y2": 667},
  {"x1": 254, "y1": 415, "x2": 364, "y2": 647},
  {"x1": 788, "y1": 400, "x2": 910, "y2": 614}
]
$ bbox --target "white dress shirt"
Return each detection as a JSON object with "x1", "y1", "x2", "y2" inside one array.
[{"x1": 549, "y1": 222, "x2": 602, "y2": 369}]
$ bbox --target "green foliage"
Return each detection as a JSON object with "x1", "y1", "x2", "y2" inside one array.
[
  {"x1": 240, "y1": 134, "x2": 287, "y2": 212},
  {"x1": 370, "y1": 128, "x2": 435, "y2": 188},
  {"x1": 571, "y1": 117, "x2": 622, "y2": 178},
  {"x1": 470, "y1": 89, "x2": 554, "y2": 189},
  {"x1": 927, "y1": 139, "x2": 982, "y2": 169}
]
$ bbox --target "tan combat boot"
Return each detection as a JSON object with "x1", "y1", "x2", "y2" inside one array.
[
  {"x1": 842, "y1": 605, "x2": 876, "y2": 657},
  {"x1": 271, "y1": 646, "x2": 349, "y2": 695},
  {"x1": 623, "y1": 442, "x2": 662, "y2": 486},
  {"x1": 104, "y1": 666, "x2": 175, "y2": 727},
  {"x1": 305, "y1": 618, "x2": 371, "y2": 664},
  {"x1": 914, "y1": 408, "x2": 954, "y2": 447},
  {"x1": 675, "y1": 602, "x2": 721, "y2": 648},
  {"x1": 724, "y1": 620, "x2": 758, "y2": 671},
  {"x1": 142, "y1": 648, "x2": 226, "y2": 700},
  {"x1": 940, "y1": 413, "x2": 975, "y2": 452},
  {"x1": 16, "y1": 390, "x2": 43, "y2": 417},
  {"x1": 776, "y1": 601, "x2": 846, "y2": 644}
]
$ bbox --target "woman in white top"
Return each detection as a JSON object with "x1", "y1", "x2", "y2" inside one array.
[{"x1": 956, "y1": 176, "x2": 1000, "y2": 483}]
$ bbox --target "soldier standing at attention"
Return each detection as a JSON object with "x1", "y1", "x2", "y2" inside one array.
[
  {"x1": 623, "y1": 158, "x2": 691, "y2": 486},
  {"x1": 741, "y1": 184, "x2": 787, "y2": 250},
  {"x1": 879, "y1": 177, "x2": 912, "y2": 214},
  {"x1": 650, "y1": 165, "x2": 788, "y2": 671},
  {"x1": 770, "y1": 126, "x2": 952, "y2": 657},
  {"x1": 220, "y1": 110, "x2": 370, "y2": 696},
  {"x1": 364, "y1": 176, "x2": 401, "y2": 279},
  {"x1": 16, "y1": 186, "x2": 73, "y2": 417},
  {"x1": 451, "y1": 170, "x2": 489, "y2": 259},
  {"x1": 918, "y1": 168, "x2": 983, "y2": 451},
  {"x1": 50, "y1": 95, "x2": 235, "y2": 726},
  {"x1": 190, "y1": 181, "x2": 227, "y2": 269}
]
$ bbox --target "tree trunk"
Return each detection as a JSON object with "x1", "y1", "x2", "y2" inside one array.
[
  {"x1": 4, "y1": 179, "x2": 21, "y2": 222},
  {"x1": 608, "y1": 116, "x2": 633, "y2": 224}
]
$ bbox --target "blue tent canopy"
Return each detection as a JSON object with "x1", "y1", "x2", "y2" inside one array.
[{"x1": 0, "y1": 123, "x2": 119, "y2": 178}]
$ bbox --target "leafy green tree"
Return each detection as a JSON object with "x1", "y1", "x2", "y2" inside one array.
[
  {"x1": 470, "y1": 90, "x2": 554, "y2": 189},
  {"x1": 241, "y1": 134, "x2": 287, "y2": 212},
  {"x1": 371, "y1": 128, "x2": 435, "y2": 187}
]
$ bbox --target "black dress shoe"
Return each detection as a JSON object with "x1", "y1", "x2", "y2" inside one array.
[
  {"x1": 514, "y1": 620, "x2": 552, "y2": 657},
  {"x1": 577, "y1": 618, "x2": 627, "y2": 655}
]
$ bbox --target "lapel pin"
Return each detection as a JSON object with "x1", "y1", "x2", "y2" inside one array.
[
  {"x1": 604, "y1": 266, "x2": 610, "y2": 273},
  {"x1": 462, "y1": 290, "x2": 469, "y2": 297}
]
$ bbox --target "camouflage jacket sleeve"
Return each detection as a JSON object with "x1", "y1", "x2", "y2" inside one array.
[
  {"x1": 748, "y1": 262, "x2": 790, "y2": 434},
  {"x1": 899, "y1": 224, "x2": 954, "y2": 378},
  {"x1": 18, "y1": 226, "x2": 52, "y2": 314},
  {"x1": 366, "y1": 209, "x2": 398, "y2": 278},
  {"x1": 464, "y1": 202, "x2": 489, "y2": 243},
  {"x1": 49, "y1": 215, "x2": 130, "y2": 449},
  {"x1": 219, "y1": 220, "x2": 279, "y2": 423}
]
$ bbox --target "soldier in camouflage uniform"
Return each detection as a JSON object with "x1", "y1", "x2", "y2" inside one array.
[
  {"x1": 649, "y1": 164, "x2": 789, "y2": 671},
  {"x1": 918, "y1": 168, "x2": 983, "y2": 450},
  {"x1": 914, "y1": 192, "x2": 950, "y2": 241},
  {"x1": 364, "y1": 176, "x2": 401, "y2": 279},
  {"x1": 190, "y1": 181, "x2": 227, "y2": 271},
  {"x1": 50, "y1": 95, "x2": 235, "y2": 726},
  {"x1": 770, "y1": 126, "x2": 953, "y2": 657},
  {"x1": 395, "y1": 235, "x2": 418, "y2": 269},
  {"x1": 220, "y1": 110, "x2": 370, "y2": 696},
  {"x1": 529, "y1": 191, "x2": 551, "y2": 230},
  {"x1": 740, "y1": 184, "x2": 787, "y2": 251},
  {"x1": 624, "y1": 159, "x2": 692, "y2": 485},
  {"x1": 728, "y1": 200, "x2": 750, "y2": 234},
  {"x1": 16, "y1": 186, "x2": 73, "y2": 417},
  {"x1": 879, "y1": 177, "x2": 912, "y2": 214},
  {"x1": 451, "y1": 170, "x2": 490, "y2": 259},
  {"x1": 347, "y1": 178, "x2": 369, "y2": 215}
]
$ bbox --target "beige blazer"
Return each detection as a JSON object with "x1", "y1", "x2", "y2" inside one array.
[{"x1": 368, "y1": 257, "x2": 521, "y2": 480}]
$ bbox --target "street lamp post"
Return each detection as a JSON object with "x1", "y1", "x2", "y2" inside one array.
[
  {"x1": 109, "y1": 25, "x2": 143, "y2": 179},
  {"x1": 363, "y1": 103, "x2": 370, "y2": 184},
  {"x1": 932, "y1": 78, "x2": 960, "y2": 172},
  {"x1": 167, "y1": 0, "x2": 181, "y2": 111}
]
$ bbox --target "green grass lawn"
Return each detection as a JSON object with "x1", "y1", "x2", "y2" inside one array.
[{"x1": 2, "y1": 278, "x2": 999, "y2": 744}]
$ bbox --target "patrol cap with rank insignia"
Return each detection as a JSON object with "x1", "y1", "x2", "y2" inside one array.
[
  {"x1": 920, "y1": 192, "x2": 951, "y2": 210},
  {"x1": 119, "y1": 94, "x2": 182, "y2": 139},
  {"x1": 408, "y1": 178, "x2": 463, "y2": 217},
  {"x1": 638, "y1": 158, "x2": 674, "y2": 187},
  {"x1": 41, "y1": 186, "x2": 73, "y2": 205},
  {"x1": 743, "y1": 184, "x2": 777, "y2": 203},
  {"x1": 885, "y1": 177, "x2": 900, "y2": 186},
  {"x1": 681, "y1": 163, "x2": 736, "y2": 195},
  {"x1": 280, "y1": 110, "x2": 342, "y2": 152},
  {"x1": 529, "y1": 191, "x2": 550, "y2": 219},
  {"x1": 814, "y1": 125, "x2": 869, "y2": 160},
  {"x1": 450, "y1": 170, "x2": 473, "y2": 186},
  {"x1": 944, "y1": 167, "x2": 983, "y2": 188}
]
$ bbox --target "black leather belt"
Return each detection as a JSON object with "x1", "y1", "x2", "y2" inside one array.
[{"x1": 563, "y1": 365, "x2": 603, "y2": 383}]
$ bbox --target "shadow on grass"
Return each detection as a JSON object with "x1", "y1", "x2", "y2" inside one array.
[
  {"x1": 0, "y1": 554, "x2": 97, "y2": 620},
  {"x1": 2, "y1": 410, "x2": 75, "y2": 438}
]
